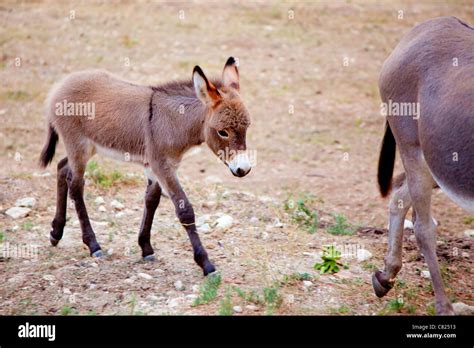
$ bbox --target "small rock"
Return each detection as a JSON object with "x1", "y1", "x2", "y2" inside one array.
[
  {"x1": 196, "y1": 215, "x2": 211, "y2": 227},
  {"x1": 233, "y1": 305, "x2": 243, "y2": 313},
  {"x1": 43, "y1": 275, "x2": 55, "y2": 282},
  {"x1": 197, "y1": 223, "x2": 211, "y2": 233},
  {"x1": 245, "y1": 304, "x2": 258, "y2": 311},
  {"x1": 213, "y1": 215, "x2": 233, "y2": 230},
  {"x1": 63, "y1": 288, "x2": 71, "y2": 295},
  {"x1": 421, "y1": 270, "x2": 431, "y2": 279},
  {"x1": 259, "y1": 195, "x2": 275, "y2": 203},
  {"x1": 249, "y1": 216, "x2": 259, "y2": 225},
  {"x1": 98, "y1": 205, "x2": 107, "y2": 212},
  {"x1": 186, "y1": 294, "x2": 198, "y2": 301},
  {"x1": 115, "y1": 211, "x2": 126, "y2": 218},
  {"x1": 453, "y1": 302, "x2": 474, "y2": 315},
  {"x1": 146, "y1": 295, "x2": 159, "y2": 303},
  {"x1": 111, "y1": 200, "x2": 124, "y2": 210},
  {"x1": 174, "y1": 280, "x2": 185, "y2": 291},
  {"x1": 90, "y1": 262, "x2": 98, "y2": 268},
  {"x1": 107, "y1": 248, "x2": 113, "y2": 256},
  {"x1": 138, "y1": 272, "x2": 153, "y2": 280},
  {"x1": 15, "y1": 197, "x2": 36, "y2": 208},
  {"x1": 124, "y1": 278, "x2": 134, "y2": 284},
  {"x1": 5, "y1": 207, "x2": 31, "y2": 219},
  {"x1": 167, "y1": 298, "x2": 182, "y2": 308},
  {"x1": 464, "y1": 230, "x2": 474, "y2": 238},
  {"x1": 192, "y1": 285, "x2": 200, "y2": 293},
  {"x1": 302, "y1": 280, "x2": 313, "y2": 287},
  {"x1": 357, "y1": 249, "x2": 373, "y2": 262},
  {"x1": 273, "y1": 218, "x2": 284, "y2": 228},
  {"x1": 95, "y1": 196, "x2": 105, "y2": 204}
]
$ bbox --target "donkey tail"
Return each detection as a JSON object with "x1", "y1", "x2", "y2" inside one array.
[
  {"x1": 377, "y1": 121, "x2": 396, "y2": 197},
  {"x1": 39, "y1": 124, "x2": 59, "y2": 168}
]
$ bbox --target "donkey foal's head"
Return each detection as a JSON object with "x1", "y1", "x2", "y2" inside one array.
[{"x1": 193, "y1": 57, "x2": 251, "y2": 177}]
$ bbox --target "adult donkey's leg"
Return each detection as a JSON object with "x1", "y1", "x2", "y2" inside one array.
[
  {"x1": 403, "y1": 151, "x2": 454, "y2": 315},
  {"x1": 67, "y1": 162, "x2": 103, "y2": 257},
  {"x1": 152, "y1": 163, "x2": 215, "y2": 275},
  {"x1": 373, "y1": 173, "x2": 412, "y2": 297},
  {"x1": 138, "y1": 179, "x2": 162, "y2": 261},
  {"x1": 50, "y1": 157, "x2": 70, "y2": 246}
]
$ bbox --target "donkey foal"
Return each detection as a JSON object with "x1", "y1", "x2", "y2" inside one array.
[{"x1": 39, "y1": 57, "x2": 251, "y2": 276}]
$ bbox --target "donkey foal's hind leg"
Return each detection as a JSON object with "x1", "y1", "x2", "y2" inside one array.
[
  {"x1": 50, "y1": 157, "x2": 70, "y2": 246},
  {"x1": 138, "y1": 179, "x2": 162, "y2": 261},
  {"x1": 67, "y1": 165, "x2": 103, "y2": 257},
  {"x1": 373, "y1": 174, "x2": 412, "y2": 297}
]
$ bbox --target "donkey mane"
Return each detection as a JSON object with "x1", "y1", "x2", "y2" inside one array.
[{"x1": 150, "y1": 78, "x2": 223, "y2": 98}]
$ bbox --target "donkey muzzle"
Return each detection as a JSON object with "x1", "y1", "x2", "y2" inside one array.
[{"x1": 228, "y1": 152, "x2": 252, "y2": 177}]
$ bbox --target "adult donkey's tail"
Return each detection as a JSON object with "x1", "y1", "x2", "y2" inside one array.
[
  {"x1": 39, "y1": 124, "x2": 58, "y2": 168},
  {"x1": 377, "y1": 121, "x2": 396, "y2": 197}
]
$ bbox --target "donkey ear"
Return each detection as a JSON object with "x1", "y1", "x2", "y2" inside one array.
[
  {"x1": 193, "y1": 66, "x2": 221, "y2": 105},
  {"x1": 222, "y1": 57, "x2": 240, "y2": 91}
]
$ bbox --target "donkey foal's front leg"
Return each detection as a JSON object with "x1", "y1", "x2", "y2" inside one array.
[{"x1": 173, "y1": 194, "x2": 216, "y2": 275}]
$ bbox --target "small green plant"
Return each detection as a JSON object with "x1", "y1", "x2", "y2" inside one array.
[
  {"x1": 0, "y1": 231, "x2": 4, "y2": 242},
  {"x1": 314, "y1": 245, "x2": 344, "y2": 274},
  {"x1": 332, "y1": 305, "x2": 351, "y2": 314},
  {"x1": 263, "y1": 285, "x2": 282, "y2": 315},
  {"x1": 193, "y1": 273, "x2": 222, "y2": 306},
  {"x1": 462, "y1": 215, "x2": 474, "y2": 224},
  {"x1": 86, "y1": 160, "x2": 124, "y2": 188},
  {"x1": 219, "y1": 288, "x2": 233, "y2": 316},
  {"x1": 21, "y1": 221, "x2": 34, "y2": 231},
  {"x1": 60, "y1": 305, "x2": 77, "y2": 316},
  {"x1": 290, "y1": 272, "x2": 312, "y2": 281},
  {"x1": 285, "y1": 194, "x2": 319, "y2": 234},
  {"x1": 386, "y1": 298, "x2": 404, "y2": 312},
  {"x1": 326, "y1": 214, "x2": 354, "y2": 235}
]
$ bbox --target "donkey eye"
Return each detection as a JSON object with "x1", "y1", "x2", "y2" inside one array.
[{"x1": 217, "y1": 130, "x2": 229, "y2": 138}]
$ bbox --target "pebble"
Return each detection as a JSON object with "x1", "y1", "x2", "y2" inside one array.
[
  {"x1": 15, "y1": 197, "x2": 36, "y2": 208},
  {"x1": 138, "y1": 272, "x2": 153, "y2": 280},
  {"x1": 174, "y1": 280, "x2": 185, "y2": 291},
  {"x1": 115, "y1": 212, "x2": 126, "y2": 218},
  {"x1": 63, "y1": 288, "x2": 71, "y2": 295},
  {"x1": 249, "y1": 216, "x2": 259, "y2": 225},
  {"x1": 98, "y1": 205, "x2": 107, "y2": 212},
  {"x1": 196, "y1": 215, "x2": 211, "y2": 227},
  {"x1": 167, "y1": 298, "x2": 182, "y2": 308},
  {"x1": 192, "y1": 285, "x2": 200, "y2": 293},
  {"x1": 356, "y1": 249, "x2": 373, "y2": 262},
  {"x1": 404, "y1": 219, "x2": 414, "y2": 229},
  {"x1": 33, "y1": 172, "x2": 51, "y2": 177},
  {"x1": 111, "y1": 200, "x2": 125, "y2": 210},
  {"x1": 186, "y1": 294, "x2": 198, "y2": 301},
  {"x1": 124, "y1": 278, "x2": 134, "y2": 284},
  {"x1": 197, "y1": 223, "x2": 211, "y2": 233},
  {"x1": 302, "y1": 280, "x2": 313, "y2": 287},
  {"x1": 213, "y1": 215, "x2": 234, "y2": 230},
  {"x1": 233, "y1": 306, "x2": 243, "y2": 313},
  {"x1": 43, "y1": 275, "x2": 55, "y2": 282},
  {"x1": 5, "y1": 207, "x2": 31, "y2": 219},
  {"x1": 453, "y1": 302, "x2": 474, "y2": 315},
  {"x1": 95, "y1": 196, "x2": 105, "y2": 204},
  {"x1": 421, "y1": 270, "x2": 431, "y2": 279},
  {"x1": 245, "y1": 304, "x2": 258, "y2": 311},
  {"x1": 464, "y1": 230, "x2": 474, "y2": 238}
]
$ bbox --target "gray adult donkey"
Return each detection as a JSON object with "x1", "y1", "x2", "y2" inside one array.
[
  {"x1": 39, "y1": 57, "x2": 252, "y2": 276},
  {"x1": 373, "y1": 17, "x2": 474, "y2": 314}
]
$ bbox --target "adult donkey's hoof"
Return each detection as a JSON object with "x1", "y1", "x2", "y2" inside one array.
[
  {"x1": 372, "y1": 270, "x2": 393, "y2": 298},
  {"x1": 91, "y1": 249, "x2": 104, "y2": 258},
  {"x1": 203, "y1": 263, "x2": 216, "y2": 276},
  {"x1": 143, "y1": 254, "x2": 155, "y2": 262},
  {"x1": 50, "y1": 235, "x2": 60, "y2": 247}
]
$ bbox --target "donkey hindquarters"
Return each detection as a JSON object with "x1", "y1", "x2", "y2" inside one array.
[{"x1": 374, "y1": 17, "x2": 474, "y2": 315}]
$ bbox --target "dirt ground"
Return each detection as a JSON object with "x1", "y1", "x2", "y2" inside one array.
[{"x1": 0, "y1": 1, "x2": 472, "y2": 316}]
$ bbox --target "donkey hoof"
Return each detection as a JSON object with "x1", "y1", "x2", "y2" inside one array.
[
  {"x1": 91, "y1": 249, "x2": 104, "y2": 258},
  {"x1": 372, "y1": 271, "x2": 392, "y2": 298},
  {"x1": 50, "y1": 235, "x2": 60, "y2": 247},
  {"x1": 203, "y1": 263, "x2": 217, "y2": 276},
  {"x1": 143, "y1": 254, "x2": 155, "y2": 262}
]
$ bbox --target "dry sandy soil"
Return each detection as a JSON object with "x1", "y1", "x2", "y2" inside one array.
[{"x1": 0, "y1": 1, "x2": 472, "y2": 316}]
